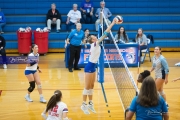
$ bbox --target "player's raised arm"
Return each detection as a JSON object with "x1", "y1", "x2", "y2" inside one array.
[{"x1": 98, "y1": 16, "x2": 123, "y2": 44}]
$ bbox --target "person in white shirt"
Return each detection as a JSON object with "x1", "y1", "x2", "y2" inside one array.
[
  {"x1": 81, "y1": 17, "x2": 120, "y2": 114},
  {"x1": 41, "y1": 90, "x2": 71, "y2": 120},
  {"x1": 66, "y1": 4, "x2": 81, "y2": 32},
  {"x1": 24, "y1": 44, "x2": 46, "y2": 103}
]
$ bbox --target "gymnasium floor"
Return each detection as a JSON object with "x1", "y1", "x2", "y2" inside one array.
[{"x1": 0, "y1": 52, "x2": 180, "y2": 120}]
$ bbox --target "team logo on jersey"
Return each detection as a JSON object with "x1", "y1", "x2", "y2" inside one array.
[{"x1": 75, "y1": 33, "x2": 78, "y2": 36}]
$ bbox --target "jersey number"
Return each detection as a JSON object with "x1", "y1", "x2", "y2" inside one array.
[{"x1": 52, "y1": 105, "x2": 58, "y2": 113}]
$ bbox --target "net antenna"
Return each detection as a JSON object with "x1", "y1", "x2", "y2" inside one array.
[{"x1": 102, "y1": 12, "x2": 139, "y2": 111}]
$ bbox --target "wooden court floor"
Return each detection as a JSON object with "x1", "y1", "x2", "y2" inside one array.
[{"x1": 0, "y1": 52, "x2": 180, "y2": 120}]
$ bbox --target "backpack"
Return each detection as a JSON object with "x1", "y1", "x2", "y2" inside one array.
[{"x1": 147, "y1": 34, "x2": 154, "y2": 44}]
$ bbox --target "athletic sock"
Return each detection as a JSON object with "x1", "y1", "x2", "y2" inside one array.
[
  {"x1": 39, "y1": 94, "x2": 43, "y2": 98},
  {"x1": 83, "y1": 101, "x2": 86, "y2": 105}
]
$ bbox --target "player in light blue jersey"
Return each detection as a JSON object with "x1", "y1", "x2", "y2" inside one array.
[{"x1": 151, "y1": 46, "x2": 169, "y2": 108}]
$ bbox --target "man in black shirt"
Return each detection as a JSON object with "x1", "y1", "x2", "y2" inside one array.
[
  {"x1": 0, "y1": 35, "x2": 7, "y2": 69},
  {"x1": 46, "y1": 3, "x2": 61, "y2": 33}
]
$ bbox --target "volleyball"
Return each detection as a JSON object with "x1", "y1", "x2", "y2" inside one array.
[
  {"x1": 18, "y1": 27, "x2": 25, "y2": 32},
  {"x1": 26, "y1": 27, "x2": 31, "y2": 32},
  {"x1": 43, "y1": 27, "x2": 48, "y2": 32},
  {"x1": 115, "y1": 15, "x2": 123, "y2": 24},
  {"x1": 36, "y1": 28, "x2": 41, "y2": 32}
]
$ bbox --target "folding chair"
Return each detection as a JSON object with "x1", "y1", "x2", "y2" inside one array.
[{"x1": 141, "y1": 39, "x2": 151, "y2": 64}]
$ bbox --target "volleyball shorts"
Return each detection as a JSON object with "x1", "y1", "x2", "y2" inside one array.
[
  {"x1": 25, "y1": 70, "x2": 37, "y2": 75},
  {"x1": 84, "y1": 62, "x2": 96, "y2": 73}
]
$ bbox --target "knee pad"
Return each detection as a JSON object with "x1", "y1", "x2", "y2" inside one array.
[
  {"x1": 89, "y1": 89, "x2": 93, "y2": 95},
  {"x1": 28, "y1": 81, "x2": 35, "y2": 92},
  {"x1": 83, "y1": 89, "x2": 90, "y2": 95},
  {"x1": 159, "y1": 91, "x2": 165, "y2": 96},
  {"x1": 37, "y1": 84, "x2": 42, "y2": 89}
]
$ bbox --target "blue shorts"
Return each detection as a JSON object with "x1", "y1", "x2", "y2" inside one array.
[
  {"x1": 161, "y1": 70, "x2": 165, "y2": 79},
  {"x1": 84, "y1": 62, "x2": 96, "y2": 73},
  {"x1": 25, "y1": 70, "x2": 37, "y2": 75}
]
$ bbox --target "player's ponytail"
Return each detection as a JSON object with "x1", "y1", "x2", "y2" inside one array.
[
  {"x1": 156, "y1": 46, "x2": 162, "y2": 55},
  {"x1": 29, "y1": 44, "x2": 36, "y2": 54},
  {"x1": 46, "y1": 90, "x2": 62, "y2": 113}
]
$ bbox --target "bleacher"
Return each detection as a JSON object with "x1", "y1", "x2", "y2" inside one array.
[{"x1": 1, "y1": 0, "x2": 180, "y2": 52}]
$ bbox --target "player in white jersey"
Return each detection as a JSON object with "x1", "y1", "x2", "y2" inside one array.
[
  {"x1": 80, "y1": 17, "x2": 120, "y2": 114},
  {"x1": 41, "y1": 90, "x2": 71, "y2": 120},
  {"x1": 24, "y1": 44, "x2": 46, "y2": 103},
  {"x1": 150, "y1": 46, "x2": 169, "y2": 108}
]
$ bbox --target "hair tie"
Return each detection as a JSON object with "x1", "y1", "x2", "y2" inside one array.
[{"x1": 54, "y1": 93, "x2": 58, "y2": 95}]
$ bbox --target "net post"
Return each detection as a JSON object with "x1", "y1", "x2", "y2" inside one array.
[
  {"x1": 98, "y1": 45, "x2": 108, "y2": 105},
  {"x1": 97, "y1": 12, "x2": 108, "y2": 104},
  {"x1": 98, "y1": 46, "x2": 104, "y2": 83}
]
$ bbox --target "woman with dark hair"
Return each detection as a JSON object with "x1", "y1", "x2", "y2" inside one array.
[
  {"x1": 137, "y1": 70, "x2": 150, "y2": 83},
  {"x1": 24, "y1": 44, "x2": 46, "y2": 103},
  {"x1": 135, "y1": 28, "x2": 147, "y2": 62},
  {"x1": 151, "y1": 46, "x2": 169, "y2": 108},
  {"x1": 84, "y1": 28, "x2": 90, "y2": 43},
  {"x1": 115, "y1": 26, "x2": 129, "y2": 43},
  {"x1": 41, "y1": 90, "x2": 70, "y2": 120},
  {"x1": 126, "y1": 76, "x2": 169, "y2": 120}
]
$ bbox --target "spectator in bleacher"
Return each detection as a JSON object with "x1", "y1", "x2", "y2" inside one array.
[
  {"x1": 95, "y1": 1, "x2": 112, "y2": 31},
  {"x1": 135, "y1": 28, "x2": 147, "y2": 62},
  {"x1": 80, "y1": 0, "x2": 94, "y2": 24},
  {"x1": 115, "y1": 26, "x2": 129, "y2": 44},
  {"x1": 66, "y1": 23, "x2": 85, "y2": 72},
  {"x1": 126, "y1": 76, "x2": 169, "y2": 120},
  {"x1": 0, "y1": 35, "x2": 7, "y2": 69},
  {"x1": 84, "y1": 28, "x2": 91, "y2": 43},
  {"x1": 66, "y1": 4, "x2": 81, "y2": 32},
  {"x1": 0, "y1": 8, "x2": 6, "y2": 34},
  {"x1": 46, "y1": 3, "x2": 61, "y2": 33}
]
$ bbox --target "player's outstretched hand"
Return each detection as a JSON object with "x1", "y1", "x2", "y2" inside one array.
[
  {"x1": 172, "y1": 78, "x2": 179, "y2": 82},
  {"x1": 113, "y1": 18, "x2": 117, "y2": 24}
]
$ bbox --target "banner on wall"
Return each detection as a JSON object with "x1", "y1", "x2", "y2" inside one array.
[{"x1": 78, "y1": 44, "x2": 139, "y2": 67}]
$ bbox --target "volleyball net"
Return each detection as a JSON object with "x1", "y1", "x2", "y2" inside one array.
[{"x1": 97, "y1": 11, "x2": 139, "y2": 119}]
